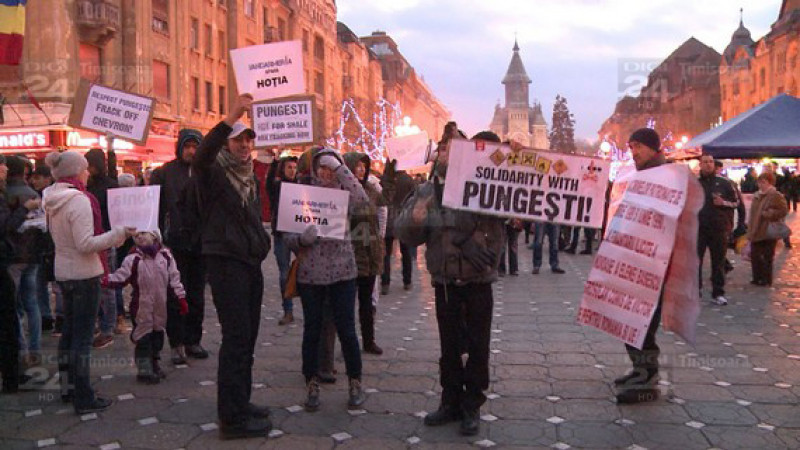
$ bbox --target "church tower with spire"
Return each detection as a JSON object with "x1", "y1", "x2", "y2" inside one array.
[{"x1": 490, "y1": 40, "x2": 549, "y2": 149}]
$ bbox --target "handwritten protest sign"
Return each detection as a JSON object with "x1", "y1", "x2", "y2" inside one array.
[
  {"x1": 230, "y1": 41, "x2": 305, "y2": 101},
  {"x1": 441, "y1": 139, "x2": 610, "y2": 228},
  {"x1": 108, "y1": 186, "x2": 160, "y2": 232},
  {"x1": 576, "y1": 164, "x2": 701, "y2": 349},
  {"x1": 252, "y1": 96, "x2": 316, "y2": 147},
  {"x1": 68, "y1": 81, "x2": 155, "y2": 145},
  {"x1": 385, "y1": 132, "x2": 430, "y2": 170},
  {"x1": 276, "y1": 183, "x2": 350, "y2": 240}
]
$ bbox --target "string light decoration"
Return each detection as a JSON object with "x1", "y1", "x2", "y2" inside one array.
[{"x1": 327, "y1": 97, "x2": 404, "y2": 162}]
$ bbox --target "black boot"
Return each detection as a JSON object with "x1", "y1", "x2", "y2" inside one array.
[
  {"x1": 136, "y1": 357, "x2": 159, "y2": 384},
  {"x1": 360, "y1": 307, "x2": 382, "y2": 355},
  {"x1": 152, "y1": 357, "x2": 166, "y2": 380},
  {"x1": 424, "y1": 404, "x2": 462, "y2": 426},
  {"x1": 459, "y1": 407, "x2": 480, "y2": 436},
  {"x1": 219, "y1": 417, "x2": 272, "y2": 440}
]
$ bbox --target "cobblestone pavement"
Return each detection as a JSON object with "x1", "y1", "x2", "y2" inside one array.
[{"x1": 2, "y1": 215, "x2": 800, "y2": 449}]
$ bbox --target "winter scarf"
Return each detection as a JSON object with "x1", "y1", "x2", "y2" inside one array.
[
  {"x1": 217, "y1": 148, "x2": 256, "y2": 205},
  {"x1": 58, "y1": 176, "x2": 108, "y2": 273}
]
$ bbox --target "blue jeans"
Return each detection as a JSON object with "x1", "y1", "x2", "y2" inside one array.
[
  {"x1": 57, "y1": 277, "x2": 101, "y2": 410},
  {"x1": 9, "y1": 263, "x2": 41, "y2": 353},
  {"x1": 298, "y1": 279, "x2": 361, "y2": 382},
  {"x1": 533, "y1": 223, "x2": 560, "y2": 269},
  {"x1": 273, "y1": 233, "x2": 292, "y2": 313},
  {"x1": 97, "y1": 249, "x2": 117, "y2": 336}
]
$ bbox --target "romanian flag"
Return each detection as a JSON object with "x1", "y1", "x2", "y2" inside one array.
[{"x1": 0, "y1": 0, "x2": 25, "y2": 66}]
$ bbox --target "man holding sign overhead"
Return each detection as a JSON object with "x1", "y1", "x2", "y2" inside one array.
[{"x1": 193, "y1": 94, "x2": 272, "y2": 440}]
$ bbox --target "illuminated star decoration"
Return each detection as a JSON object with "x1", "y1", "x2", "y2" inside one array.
[{"x1": 327, "y1": 98, "x2": 404, "y2": 162}]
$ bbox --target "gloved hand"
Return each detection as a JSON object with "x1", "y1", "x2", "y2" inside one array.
[
  {"x1": 318, "y1": 155, "x2": 341, "y2": 170},
  {"x1": 178, "y1": 298, "x2": 189, "y2": 316},
  {"x1": 460, "y1": 239, "x2": 497, "y2": 271},
  {"x1": 100, "y1": 275, "x2": 110, "y2": 288},
  {"x1": 300, "y1": 225, "x2": 318, "y2": 247}
]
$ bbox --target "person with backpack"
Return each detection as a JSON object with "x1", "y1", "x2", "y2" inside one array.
[{"x1": 150, "y1": 129, "x2": 209, "y2": 364}]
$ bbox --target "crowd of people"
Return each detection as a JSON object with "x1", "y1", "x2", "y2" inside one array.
[{"x1": 0, "y1": 95, "x2": 795, "y2": 439}]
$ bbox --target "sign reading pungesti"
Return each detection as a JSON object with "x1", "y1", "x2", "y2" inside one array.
[{"x1": 441, "y1": 139, "x2": 610, "y2": 228}]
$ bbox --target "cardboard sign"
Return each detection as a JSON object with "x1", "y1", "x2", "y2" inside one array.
[
  {"x1": 385, "y1": 132, "x2": 430, "y2": 170},
  {"x1": 252, "y1": 96, "x2": 317, "y2": 147},
  {"x1": 276, "y1": 183, "x2": 350, "y2": 240},
  {"x1": 108, "y1": 186, "x2": 160, "y2": 232},
  {"x1": 441, "y1": 139, "x2": 611, "y2": 228},
  {"x1": 576, "y1": 164, "x2": 701, "y2": 349},
  {"x1": 230, "y1": 41, "x2": 305, "y2": 101},
  {"x1": 68, "y1": 81, "x2": 155, "y2": 145}
]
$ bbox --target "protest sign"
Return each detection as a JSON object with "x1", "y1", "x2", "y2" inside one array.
[
  {"x1": 576, "y1": 164, "x2": 701, "y2": 349},
  {"x1": 108, "y1": 186, "x2": 160, "y2": 232},
  {"x1": 441, "y1": 139, "x2": 610, "y2": 228},
  {"x1": 68, "y1": 80, "x2": 155, "y2": 145},
  {"x1": 276, "y1": 183, "x2": 350, "y2": 240},
  {"x1": 252, "y1": 96, "x2": 317, "y2": 147},
  {"x1": 385, "y1": 132, "x2": 430, "y2": 170},
  {"x1": 230, "y1": 41, "x2": 305, "y2": 101}
]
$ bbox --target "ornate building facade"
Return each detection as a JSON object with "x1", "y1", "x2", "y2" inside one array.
[
  {"x1": 720, "y1": 1, "x2": 800, "y2": 120},
  {"x1": 489, "y1": 41, "x2": 548, "y2": 149}
]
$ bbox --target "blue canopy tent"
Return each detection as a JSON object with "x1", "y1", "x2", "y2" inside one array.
[{"x1": 685, "y1": 94, "x2": 800, "y2": 159}]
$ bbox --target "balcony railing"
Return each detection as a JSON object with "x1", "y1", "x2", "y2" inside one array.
[{"x1": 76, "y1": 0, "x2": 121, "y2": 45}]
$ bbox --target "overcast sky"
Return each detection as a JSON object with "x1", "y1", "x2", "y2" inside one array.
[{"x1": 339, "y1": 0, "x2": 783, "y2": 142}]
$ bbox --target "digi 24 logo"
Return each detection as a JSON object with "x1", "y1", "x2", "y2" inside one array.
[{"x1": 617, "y1": 59, "x2": 663, "y2": 99}]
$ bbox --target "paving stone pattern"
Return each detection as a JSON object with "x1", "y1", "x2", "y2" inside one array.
[{"x1": 2, "y1": 216, "x2": 800, "y2": 449}]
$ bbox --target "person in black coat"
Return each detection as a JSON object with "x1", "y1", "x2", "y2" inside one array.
[
  {"x1": 194, "y1": 94, "x2": 271, "y2": 440},
  {"x1": 150, "y1": 128, "x2": 210, "y2": 363}
]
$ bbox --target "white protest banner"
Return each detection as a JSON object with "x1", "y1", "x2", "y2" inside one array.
[
  {"x1": 576, "y1": 164, "x2": 701, "y2": 349},
  {"x1": 252, "y1": 96, "x2": 316, "y2": 147},
  {"x1": 276, "y1": 183, "x2": 350, "y2": 240},
  {"x1": 108, "y1": 186, "x2": 160, "y2": 232},
  {"x1": 385, "y1": 132, "x2": 430, "y2": 170},
  {"x1": 68, "y1": 80, "x2": 155, "y2": 145},
  {"x1": 441, "y1": 139, "x2": 610, "y2": 228},
  {"x1": 230, "y1": 41, "x2": 305, "y2": 101}
]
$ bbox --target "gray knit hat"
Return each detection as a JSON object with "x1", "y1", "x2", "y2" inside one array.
[{"x1": 45, "y1": 151, "x2": 89, "y2": 180}]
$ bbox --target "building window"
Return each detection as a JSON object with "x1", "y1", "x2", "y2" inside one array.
[
  {"x1": 219, "y1": 86, "x2": 226, "y2": 115},
  {"x1": 205, "y1": 23, "x2": 213, "y2": 57},
  {"x1": 191, "y1": 77, "x2": 199, "y2": 110},
  {"x1": 206, "y1": 81, "x2": 214, "y2": 112},
  {"x1": 152, "y1": 0, "x2": 169, "y2": 35},
  {"x1": 218, "y1": 30, "x2": 226, "y2": 60},
  {"x1": 244, "y1": 0, "x2": 254, "y2": 18},
  {"x1": 314, "y1": 35, "x2": 324, "y2": 61},
  {"x1": 314, "y1": 72, "x2": 324, "y2": 95},
  {"x1": 79, "y1": 43, "x2": 102, "y2": 82},
  {"x1": 277, "y1": 18, "x2": 286, "y2": 40},
  {"x1": 152, "y1": 60, "x2": 169, "y2": 99},
  {"x1": 190, "y1": 18, "x2": 199, "y2": 50}
]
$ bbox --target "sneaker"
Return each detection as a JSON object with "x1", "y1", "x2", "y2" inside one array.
[
  {"x1": 75, "y1": 396, "x2": 113, "y2": 414},
  {"x1": 114, "y1": 315, "x2": 128, "y2": 335},
  {"x1": 424, "y1": 404, "x2": 462, "y2": 426},
  {"x1": 347, "y1": 378, "x2": 366, "y2": 409},
  {"x1": 304, "y1": 378, "x2": 321, "y2": 412},
  {"x1": 92, "y1": 334, "x2": 113, "y2": 349},
  {"x1": 219, "y1": 417, "x2": 272, "y2": 440},
  {"x1": 185, "y1": 344, "x2": 209, "y2": 359},
  {"x1": 278, "y1": 312, "x2": 294, "y2": 326},
  {"x1": 552, "y1": 267, "x2": 565, "y2": 274},
  {"x1": 711, "y1": 296, "x2": 728, "y2": 306}
]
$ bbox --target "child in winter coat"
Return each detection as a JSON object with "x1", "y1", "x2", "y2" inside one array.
[{"x1": 103, "y1": 230, "x2": 186, "y2": 384}]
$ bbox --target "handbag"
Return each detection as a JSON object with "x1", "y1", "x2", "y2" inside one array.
[{"x1": 765, "y1": 220, "x2": 791, "y2": 240}]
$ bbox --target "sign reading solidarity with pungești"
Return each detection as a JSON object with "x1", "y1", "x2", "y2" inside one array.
[
  {"x1": 230, "y1": 41, "x2": 305, "y2": 101},
  {"x1": 576, "y1": 164, "x2": 700, "y2": 349},
  {"x1": 441, "y1": 138, "x2": 610, "y2": 228},
  {"x1": 107, "y1": 186, "x2": 160, "y2": 232},
  {"x1": 276, "y1": 183, "x2": 350, "y2": 241},
  {"x1": 68, "y1": 81, "x2": 155, "y2": 145},
  {"x1": 252, "y1": 96, "x2": 316, "y2": 147},
  {"x1": 385, "y1": 132, "x2": 430, "y2": 170}
]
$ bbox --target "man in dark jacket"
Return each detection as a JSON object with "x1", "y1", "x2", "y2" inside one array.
[
  {"x1": 85, "y1": 143, "x2": 119, "y2": 348},
  {"x1": 614, "y1": 128, "x2": 669, "y2": 404},
  {"x1": 381, "y1": 168, "x2": 415, "y2": 294},
  {"x1": 697, "y1": 154, "x2": 738, "y2": 306},
  {"x1": 194, "y1": 94, "x2": 272, "y2": 440},
  {"x1": 150, "y1": 129, "x2": 209, "y2": 363},
  {"x1": 395, "y1": 127, "x2": 505, "y2": 436},
  {"x1": 266, "y1": 154, "x2": 298, "y2": 325}
]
